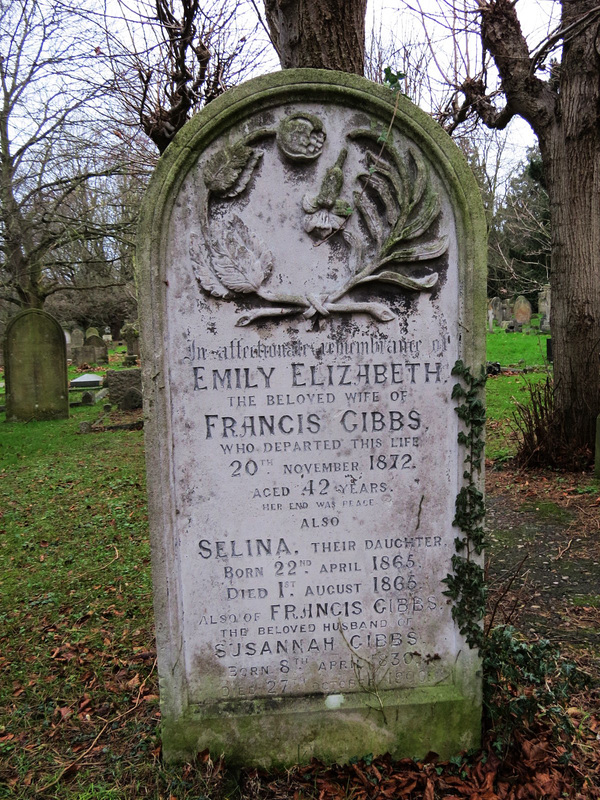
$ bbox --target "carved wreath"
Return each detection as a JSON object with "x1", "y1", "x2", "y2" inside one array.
[{"x1": 190, "y1": 115, "x2": 448, "y2": 327}]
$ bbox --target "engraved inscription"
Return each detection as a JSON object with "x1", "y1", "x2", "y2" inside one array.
[{"x1": 160, "y1": 101, "x2": 463, "y2": 705}]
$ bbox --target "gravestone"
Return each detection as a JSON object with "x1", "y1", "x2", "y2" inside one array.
[
  {"x1": 72, "y1": 344, "x2": 107, "y2": 367},
  {"x1": 70, "y1": 373, "x2": 103, "y2": 389},
  {"x1": 120, "y1": 322, "x2": 140, "y2": 366},
  {"x1": 72, "y1": 328, "x2": 85, "y2": 348},
  {"x1": 85, "y1": 326, "x2": 100, "y2": 339},
  {"x1": 489, "y1": 297, "x2": 502, "y2": 326},
  {"x1": 538, "y1": 284, "x2": 551, "y2": 332},
  {"x1": 138, "y1": 70, "x2": 486, "y2": 766},
  {"x1": 63, "y1": 329, "x2": 72, "y2": 360},
  {"x1": 83, "y1": 334, "x2": 108, "y2": 364},
  {"x1": 513, "y1": 295, "x2": 532, "y2": 324},
  {"x1": 3, "y1": 309, "x2": 68, "y2": 421},
  {"x1": 501, "y1": 300, "x2": 512, "y2": 321},
  {"x1": 120, "y1": 386, "x2": 143, "y2": 410},
  {"x1": 105, "y1": 368, "x2": 142, "y2": 409}
]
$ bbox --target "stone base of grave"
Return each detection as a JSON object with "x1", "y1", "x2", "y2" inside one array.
[{"x1": 160, "y1": 680, "x2": 481, "y2": 766}]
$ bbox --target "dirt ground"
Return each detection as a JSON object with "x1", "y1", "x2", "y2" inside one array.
[{"x1": 485, "y1": 464, "x2": 600, "y2": 677}]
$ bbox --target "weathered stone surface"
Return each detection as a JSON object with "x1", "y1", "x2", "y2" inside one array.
[
  {"x1": 120, "y1": 387, "x2": 143, "y2": 410},
  {"x1": 63, "y1": 330, "x2": 72, "y2": 360},
  {"x1": 72, "y1": 345, "x2": 107, "y2": 367},
  {"x1": 70, "y1": 373, "x2": 103, "y2": 388},
  {"x1": 489, "y1": 297, "x2": 502, "y2": 325},
  {"x1": 138, "y1": 70, "x2": 487, "y2": 766},
  {"x1": 85, "y1": 327, "x2": 100, "y2": 339},
  {"x1": 3, "y1": 309, "x2": 68, "y2": 421},
  {"x1": 72, "y1": 328, "x2": 85, "y2": 347},
  {"x1": 513, "y1": 295, "x2": 532, "y2": 324},
  {"x1": 538, "y1": 285, "x2": 551, "y2": 332},
  {"x1": 84, "y1": 334, "x2": 108, "y2": 364},
  {"x1": 105, "y1": 369, "x2": 142, "y2": 409},
  {"x1": 121, "y1": 322, "x2": 140, "y2": 366}
]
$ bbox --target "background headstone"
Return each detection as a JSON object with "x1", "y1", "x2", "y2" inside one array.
[
  {"x1": 138, "y1": 71, "x2": 486, "y2": 766},
  {"x1": 120, "y1": 322, "x2": 140, "y2": 366},
  {"x1": 105, "y1": 369, "x2": 142, "y2": 409},
  {"x1": 71, "y1": 328, "x2": 85, "y2": 348},
  {"x1": 63, "y1": 329, "x2": 72, "y2": 360},
  {"x1": 120, "y1": 386, "x2": 143, "y2": 410},
  {"x1": 3, "y1": 309, "x2": 68, "y2": 421},
  {"x1": 72, "y1": 346, "x2": 98, "y2": 367},
  {"x1": 85, "y1": 327, "x2": 99, "y2": 339},
  {"x1": 81, "y1": 334, "x2": 108, "y2": 365},
  {"x1": 490, "y1": 297, "x2": 502, "y2": 325},
  {"x1": 538, "y1": 284, "x2": 551, "y2": 332},
  {"x1": 513, "y1": 295, "x2": 532, "y2": 324},
  {"x1": 70, "y1": 373, "x2": 103, "y2": 388}
]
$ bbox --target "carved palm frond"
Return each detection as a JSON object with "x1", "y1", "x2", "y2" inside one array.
[{"x1": 348, "y1": 131, "x2": 447, "y2": 292}]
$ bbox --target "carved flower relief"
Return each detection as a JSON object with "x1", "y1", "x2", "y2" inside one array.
[
  {"x1": 302, "y1": 208, "x2": 349, "y2": 239},
  {"x1": 194, "y1": 118, "x2": 446, "y2": 327},
  {"x1": 302, "y1": 147, "x2": 353, "y2": 239}
]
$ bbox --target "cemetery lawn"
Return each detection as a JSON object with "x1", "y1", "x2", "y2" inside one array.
[
  {"x1": 0, "y1": 333, "x2": 599, "y2": 798},
  {"x1": 485, "y1": 329, "x2": 551, "y2": 463}
]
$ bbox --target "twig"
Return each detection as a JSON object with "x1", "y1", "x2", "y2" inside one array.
[
  {"x1": 485, "y1": 553, "x2": 529, "y2": 635},
  {"x1": 553, "y1": 538, "x2": 573, "y2": 562},
  {"x1": 75, "y1": 545, "x2": 120, "y2": 578}
]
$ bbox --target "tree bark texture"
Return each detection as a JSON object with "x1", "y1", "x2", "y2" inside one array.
[
  {"x1": 475, "y1": 0, "x2": 600, "y2": 453},
  {"x1": 264, "y1": 0, "x2": 367, "y2": 75},
  {"x1": 542, "y1": 0, "x2": 600, "y2": 451}
]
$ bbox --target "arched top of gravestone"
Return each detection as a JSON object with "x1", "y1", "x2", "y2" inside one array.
[
  {"x1": 138, "y1": 68, "x2": 486, "y2": 369},
  {"x1": 513, "y1": 295, "x2": 532, "y2": 324},
  {"x1": 86, "y1": 327, "x2": 100, "y2": 339},
  {"x1": 4, "y1": 308, "x2": 68, "y2": 421},
  {"x1": 85, "y1": 334, "x2": 107, "y2": 349}
]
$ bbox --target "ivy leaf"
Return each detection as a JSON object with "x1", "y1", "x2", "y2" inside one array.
[
  {"x1": 210, "y1": 215, "x2": 273, "y2": 294},
  {"x1": 204, "y1": 143, "x2": 262, "y2": 197}
]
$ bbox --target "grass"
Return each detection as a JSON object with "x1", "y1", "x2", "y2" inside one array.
[
  {"x1": 0, "y1": 403, "x2": 159, "y2": 797},
  {"x1": 483, "y1": 326, "x2": 553, "y2": 461},
  {"x1": 486, "y1": 325, "x2": 551, "y2": 368},
  {"x1": 0, "y1": 331, "x2": 568, "y2": 797}
]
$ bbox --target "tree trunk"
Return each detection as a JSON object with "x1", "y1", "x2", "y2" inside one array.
[
  {"x1": 539, "y1": 0, "x2": 600, "y2": 453},
  {"x1": 472, "y1": 0, "x2": 600, "y2": 457},
  {"x1": 264, "y1": 0, "x2": 367, "y2": 75}
]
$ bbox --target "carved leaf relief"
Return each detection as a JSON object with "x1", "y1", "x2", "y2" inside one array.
[
  {"x1": 190, "y1": 234, "x2": 231, "y2": 299},
  {"x1": 210, "y1": 216, "x2": 273, "y2": 294},
  {"x1": 204, "y1": 142, "x2": 262, "y2": 197},
  {"x1": 193, "y1": 120, "x2": 451, "y2": 327}
]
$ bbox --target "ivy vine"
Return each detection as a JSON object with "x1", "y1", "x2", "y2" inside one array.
[{"x1": 443, "y1": 359, "x2": 487, "y2": 650}]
